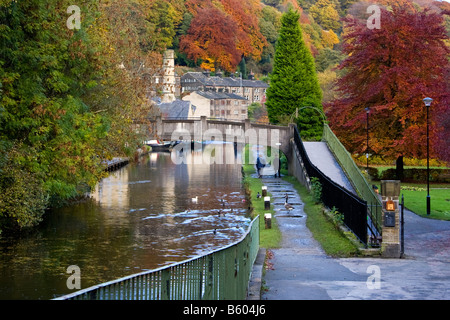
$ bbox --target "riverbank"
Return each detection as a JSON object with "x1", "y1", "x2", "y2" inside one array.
[{"x1": 242, "y1": 164, "x2": 282, "y2": 249}]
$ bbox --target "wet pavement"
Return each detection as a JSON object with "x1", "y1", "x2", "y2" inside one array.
[{"x1": 259, "y1": 176, "x2": 450, "y2": 300}]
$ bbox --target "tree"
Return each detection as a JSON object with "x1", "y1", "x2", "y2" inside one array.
[
  {"x1": 0, "y1": 0, "x2": 157, "y2": 231},
  {"x1": 180, "y1": 0, "x2": 267, "y2": 72},
  {"x1": 326, "y1": 4, "x2": 449, "y2": 163},
  {"x1": 265, "y1": 9, "x2": 324, "y2": 140},
  {"x1": 179, "y1": 7, "x2": 243, "y2": 71},
  {"x1": 309, "y1": 0, "x2": 342, "y2": 32}
]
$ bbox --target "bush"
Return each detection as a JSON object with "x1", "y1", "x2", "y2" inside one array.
[
  {"x1": 379, "y1": 168, "x2": 449, "y2": 183},
  {"x1": 310, "y1": 177, "x2": 322, "y2": 204},
  {"x1": 366, "y1": 167, "x2": 379, "y2": 180},
  {"x1": 0, "y1": 146, "x2": 49, "y2": 232}
]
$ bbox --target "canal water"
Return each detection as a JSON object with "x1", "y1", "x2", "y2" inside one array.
[{"x1": 0, "y1": 144, "x2": 251, "y2": 299}]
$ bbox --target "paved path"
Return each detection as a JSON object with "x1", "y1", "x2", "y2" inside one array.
[
  {"x1": 260, "y1": 176, "x2": 450, "y2": 300},
  {"x1": 303, "y1": 142, "x2": 356, "y2": 194}
]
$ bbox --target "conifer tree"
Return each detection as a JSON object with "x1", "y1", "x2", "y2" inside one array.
[{"x1": 265, "y1": 9, "x2": 324, "y2": 140}]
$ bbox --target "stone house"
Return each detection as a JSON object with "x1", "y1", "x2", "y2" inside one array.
[
  {"x1": 182, "y1": 91, "x2": 250, "y2": 120},
  {"x1": 181, "y1": 72, "x2": 268, "y2": 105}
]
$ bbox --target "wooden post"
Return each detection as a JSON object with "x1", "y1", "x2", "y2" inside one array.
[
  {"x1": 264, "y1": 196, "x2": 270, "y2": 210},
  {"x1": 262, "y1": 186, "x2": 267, "y2": 197},
  {"x1": 264, "y1": 213, "x2": 272, "y2": 229}
]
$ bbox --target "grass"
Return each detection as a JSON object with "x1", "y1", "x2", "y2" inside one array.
[
  {"x1": 283, "y1": 175, "x2": 361, "y2": 257},
  {"x1": 398, "y1": 183, "x2": 449, "y2": 220},
  {"x1": 242, "y1": 164, "x2": 282, "y2": 249}
]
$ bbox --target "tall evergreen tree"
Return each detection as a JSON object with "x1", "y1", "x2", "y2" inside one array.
[{"x1": 265, "y1": 9, "x2": 324, "y2": 140}]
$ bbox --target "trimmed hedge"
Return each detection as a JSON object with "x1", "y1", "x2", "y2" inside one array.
[{"x1": 371, "y1": 168, "x2": 450, "y2": 183}]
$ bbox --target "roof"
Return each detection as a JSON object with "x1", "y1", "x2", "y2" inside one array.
[
  {"x1": 193, "y1": 91, "x2": 247, "y2": 100},
  {"x1": 157, "y1": 99, "x2": 191, "y2": 119},
  {"x1": 182, "y1": 72, "x2": 268, "y2": 88}
]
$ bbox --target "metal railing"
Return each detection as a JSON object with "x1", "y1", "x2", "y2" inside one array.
[
  {"x1": 322, "y1": 124, "x2": 382, "y2": 240},
  {"x1": 293, "y1": 127, "x2": 369, "y2": 245},
  {"x1": 54, "y1": 216, "x2": 259, "y2": 300}
]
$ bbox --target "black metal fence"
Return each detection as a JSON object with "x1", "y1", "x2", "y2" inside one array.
[{"x1": 293, "y1": 127, "x2": 368, "y2": 245}]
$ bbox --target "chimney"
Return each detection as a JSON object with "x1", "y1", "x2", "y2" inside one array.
[{"x1": 162, "y1": 50, "x2": 176, "y2": 103}]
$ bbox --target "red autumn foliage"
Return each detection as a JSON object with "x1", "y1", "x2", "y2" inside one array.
[
  {"x1": 179, "y1": 7, "x2": 243, "y2": 71},
  {"x1": 326, "y1": 5, "x2": 449, "y2": 162},
  {"x1": 180, "y1": 0, "x2": 266, "y2": 72}
]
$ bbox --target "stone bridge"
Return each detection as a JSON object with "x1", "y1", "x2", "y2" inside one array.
[{"x1": 147, "y1": 116, "x2": 294, "y2": 159}]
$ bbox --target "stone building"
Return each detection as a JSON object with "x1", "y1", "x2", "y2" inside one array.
[
  {"x1": 180, "y1": 72, "x2": 268, "y2": 105},
  {"x1": 182, "y1": 91, "x2": 250, "y2": 120}
]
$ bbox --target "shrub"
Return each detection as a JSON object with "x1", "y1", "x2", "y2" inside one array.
[
  {"x1": 0, "y1": 161, "x2": 48, "y2": 232},
  {"x1": 310, "y1": 177, "x2": 322, "y2": 204},
  {"x1": 379, "y1": 168, "x2": 449, "y2": 183}
]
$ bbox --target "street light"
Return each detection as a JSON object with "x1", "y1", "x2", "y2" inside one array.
[
  {"x1": 365, "y1": 107, "x2": 370, "y2": 172},
  {"x1": 423, "y1": 97, "x2": 432, "y2": 215}
]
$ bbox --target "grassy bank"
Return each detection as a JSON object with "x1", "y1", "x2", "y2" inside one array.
[
  {"x1": 282, "y1": 175, "x2": 361, "y2": 257},
  {"x1": 243, "y1": 164, "x2": 282, "y2": 248}
]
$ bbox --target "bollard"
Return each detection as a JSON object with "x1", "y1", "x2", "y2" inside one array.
[
  {"x1": 264, "y1": 213, "x2": 272, "y2": 229},
  {"x1": 264, "y1": 197, "x2": 270, "y2": 210},
  {"x1": 262, "y1": 186, "x2": 267, "y2": 197}
]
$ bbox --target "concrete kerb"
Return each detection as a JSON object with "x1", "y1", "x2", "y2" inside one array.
[{"x1": 247, "y1": 248, "x2": 266, "y2": 300}]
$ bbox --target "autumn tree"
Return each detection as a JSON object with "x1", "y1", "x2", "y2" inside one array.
[
  {"x1": 326, "y1": 4, "x2": 449, "y2": 163},
  {"x1": 179, "y1": 7, "x2": 243, "y2": 71},
  {"x1": 0, "y1": 0, "x2": 161, "y2": 231},
  {"x1": 309, "y1": 0, "x2": 342, "y2": 32},
  {"x1": 265, "y1": 9, "x2": 324, "y2": 140},
  {"x1": 180, "y1": 0, "x2": 267, "y2": 72}
]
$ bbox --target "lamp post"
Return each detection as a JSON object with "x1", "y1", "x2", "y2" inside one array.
[
  {"x1": 365, "y1": 107, "x2": 370, "y2": 172},
  {"x1": 423, "y1": 97, "x2": 432, "y2": 215}
]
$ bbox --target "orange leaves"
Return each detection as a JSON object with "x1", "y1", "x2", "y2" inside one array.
[
  {"x1": 180, "y1": 0, "x2": 267, "y2": 71},
  {"x1": 180, "y1": 6, "x2": 242, "y2": 71}
]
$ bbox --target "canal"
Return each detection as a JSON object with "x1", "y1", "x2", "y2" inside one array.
[{"x1": 0, "y1": 144, "x2": 251, "y2": 299}]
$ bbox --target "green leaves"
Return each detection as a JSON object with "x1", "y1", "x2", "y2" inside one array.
[
  {"x1": 266, "y1": 9, "x2": 324, "y2": 140},
  {"x1": 0, "y1": 0, "x2": 151, "y2": 231}
]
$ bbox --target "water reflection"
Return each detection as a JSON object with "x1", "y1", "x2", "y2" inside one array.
[{"x1": 0, "y1": 144, "x2": 250, "y2": 299}]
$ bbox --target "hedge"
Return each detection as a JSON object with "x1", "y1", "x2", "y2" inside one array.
[{"x1": 369, "y1": 168, "x2": 450, "y2": 183}]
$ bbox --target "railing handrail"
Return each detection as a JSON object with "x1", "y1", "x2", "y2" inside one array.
[
  {"x1": 293, "y1": 126, "x2": 368, "y2": 244},
  {"x1": 322, "y1": 124, "x2": 382, "y2": 236},
  {"x1": 54, "y1": 215, "x2": 260, "y2": 300}
]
